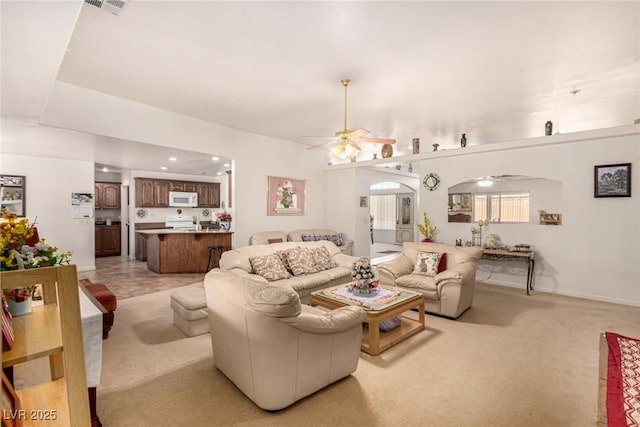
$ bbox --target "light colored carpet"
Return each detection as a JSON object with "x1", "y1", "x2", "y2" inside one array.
[{"x1": 94, "y1": 283, "x2": 640, "y2": 426}]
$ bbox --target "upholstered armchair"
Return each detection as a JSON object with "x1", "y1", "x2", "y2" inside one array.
[
  {"x1": 204, "y1": 269, "x2": 366, "y2": 410},
  {"x1": 377, "y1": 242, "x2": 483, "y2": 319}
]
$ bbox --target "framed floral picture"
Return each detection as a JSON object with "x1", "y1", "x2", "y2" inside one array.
[
  {"x1": 267, "y1": 176, "x2": 306, "y2": 216},
  {"x1": 594, "y1": 163, "x2": 631, "y2": 198}
]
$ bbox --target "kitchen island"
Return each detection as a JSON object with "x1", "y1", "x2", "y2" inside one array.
[{"x1": 136, "y1": 229, "x2": 233, "y2": 273}]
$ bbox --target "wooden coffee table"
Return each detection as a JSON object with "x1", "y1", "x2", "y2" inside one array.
[{"x1": 310, "y1": 284, "x2": 425, "y2": 355}]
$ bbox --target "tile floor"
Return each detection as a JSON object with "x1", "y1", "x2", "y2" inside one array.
[
  {"x1": 82, "y1": 241, "x2": 403, "y2": 301},
  {"x1": 78, "y1": 256, "x2": 204, "y2": 300}
]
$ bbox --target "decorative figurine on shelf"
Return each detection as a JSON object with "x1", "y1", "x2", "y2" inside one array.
[
  {"x1": 372, "y1": 153, "x2": 378, "y2": 160},
  {"x1": 460, "y1": 133, "x2": 467, "y2": 148},
  {"x1": 455, "y1": 239, "x2": 462, "y2": 247},
  {"x1": 545, "y1": 121, "x2": 553, "y2": 136},
  {"x1": 432, "y1": 143, "x2": 439, "y2": 151},
  {"x1": 412, "y1": 138, "x2": 420, "y2": 154}
]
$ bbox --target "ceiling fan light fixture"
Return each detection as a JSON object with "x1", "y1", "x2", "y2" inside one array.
[{"x1": 332, "y1": 144, "x2": 346, "y2": 158}]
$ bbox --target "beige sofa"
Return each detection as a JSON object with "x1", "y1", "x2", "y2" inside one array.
[
  {"x1": 219, "y1": 240, "x2": 358, "y2": 303},
  {"x1": 204, "y1": 269, "x2": 365, "y2": 410},
  {"x1": 250, "y1": 229, "x2": 353, "y2": 255},
  {"x1": 376, "y1": 242, "x2": 483, "y2": 319}
]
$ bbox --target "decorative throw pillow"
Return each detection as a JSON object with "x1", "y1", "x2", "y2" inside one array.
[
  {"x1": 249, "y1": 254, "x2": 291, "y2": 282},
  {"x1": 438, "y1": 252, "x2": 447, "y2": 273},
  {"x1": 274, "y1": 250, "x2": 293, "y2": 274},
  {"x1": 286, "y1": 247, "x2": 320, "y2": 276},
  {"x1": 268, "y1": 238, "x2": 283, "y2": 244},
  {"x1": 413, "y1": 251, "x2": 441, "y2": 277},
  {"x1": 327, "y1": 233, "x2": 344, "y2": 247},
  {"x1": 300, "y1": 234, "x2": 317, "y2": 242},
  {"x1": 311, "y1": 247, "x2": 338, "y2": 271}
]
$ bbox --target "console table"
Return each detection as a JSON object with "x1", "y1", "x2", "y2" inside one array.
[{"x1": 481, "y1": 249, "x2": 535, "y2": 295}]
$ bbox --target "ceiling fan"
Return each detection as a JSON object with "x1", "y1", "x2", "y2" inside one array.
[{"x1": 306, "y1": 78, "x2": 396, "y2": 159}]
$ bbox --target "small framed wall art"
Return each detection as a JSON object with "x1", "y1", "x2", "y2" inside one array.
[
  {"x1": 359, "y1": 196, "x2": 368, "y2": 208},
  {"x1": 267, "y1": 176, "x2": 306, "y2": 216},
  {"x1": 594, "y1": 163, "x2": 631, "y2": 198}
]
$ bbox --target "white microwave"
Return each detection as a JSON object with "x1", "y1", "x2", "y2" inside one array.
[{"x1": 169, "y1": 191, "x2": 198, "y2": 207}]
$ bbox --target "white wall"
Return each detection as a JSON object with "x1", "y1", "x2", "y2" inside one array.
[
  {"x1": 41, "y1": 82, "x2": 329, "y2": 247},
  {"x1": 1, "y1": 153, "x2": 95, "y2": 271},
  {"x1": 415, "y1": 127, "x2": 640, "y2": 306}
]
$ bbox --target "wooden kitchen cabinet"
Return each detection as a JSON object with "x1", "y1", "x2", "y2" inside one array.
[
  {"x1": 95, "y1": 182, "x2": 121, "y2": 210},
  {"x1": 154, "y1": 181, "x2": 170, "y2": 207},
  {"x1": 135, "y1": 178, "x2": 155, "y2": 207},
  {"x1": 197, "y1": 182, "x2": 220, "y2": 208},
  {"x1": 95, "y1": 225, "x2": 121, "y2": 257},
  {"x1": 135, "y1": 178, "x2": 220, "y2": 208}
]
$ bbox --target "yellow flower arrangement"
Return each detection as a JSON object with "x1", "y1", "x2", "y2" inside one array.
[
  {"x1": 0, "y1": 214, "x2": 72, "y2": 271},
  {"x1": 416, "y1": 212, "x2": 438, "y2": 239}
]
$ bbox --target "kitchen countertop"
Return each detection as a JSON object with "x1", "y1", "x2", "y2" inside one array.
[{"x1": 136, "y1": 229, "x2": 232, "y2": 234}]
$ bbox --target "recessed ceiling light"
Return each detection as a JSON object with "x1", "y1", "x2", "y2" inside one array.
[
  {"x1": 477, "y1": 180, "x2": 493, "y2": 187},
  {"x1": 169, "y1": 157, "x2": 177, "y2": 161},
  {"x1": 217, "y1": 172, "x2": 223, "y2": 175},
  {"x1": 102, "y1": 167, "x2": 109, "y2": 172},
  {"x1": 161, "y1": 166, "x2": 168, "y2": 170},
  {"x1": 223, "y1": 163, "x2": 230, "y2": 167},
  {"x1": 212, "y1": 157, "x2": 220, "y2": 161}
]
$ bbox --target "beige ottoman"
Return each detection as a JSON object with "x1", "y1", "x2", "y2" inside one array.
[{"x1": 170, "y1": 285, "x2": 209, "y2": 336}]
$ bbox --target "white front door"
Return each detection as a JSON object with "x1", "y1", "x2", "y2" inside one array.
[{"x1": 395, "y1": 193, "x2": 414, "y2": 244}]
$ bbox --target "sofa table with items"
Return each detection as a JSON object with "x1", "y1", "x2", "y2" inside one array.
[
  {"x1": 481, "y1": 249, "x2": 535, "y2": 295},
  {"x1": 311, "y1": 284, "x2": 425, "y2": 355}
]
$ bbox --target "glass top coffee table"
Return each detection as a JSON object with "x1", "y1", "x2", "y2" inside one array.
[{"x1": 310, "y1": 283, "x2": 425, "y2": 355}]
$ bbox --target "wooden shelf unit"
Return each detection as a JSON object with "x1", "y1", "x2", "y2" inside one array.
[{"x1": 1, "y1": 265, "x2": 90, "y2": 426}]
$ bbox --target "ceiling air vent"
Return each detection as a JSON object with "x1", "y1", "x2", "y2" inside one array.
[{"x1": 84, "y1": 0, "x2": 128, "y2": 16}]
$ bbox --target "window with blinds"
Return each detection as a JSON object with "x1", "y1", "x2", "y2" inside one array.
[
  {"x1": 474, "y1": 192, "x2": 530, "y2": 223},
  {"x1": 370, "y1": 195, "x2": 397, "y2": 229}
]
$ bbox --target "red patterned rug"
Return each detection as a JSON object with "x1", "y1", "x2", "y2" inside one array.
[{"x1": 605, "y1": 332, "x2": 640, "y2": 426}]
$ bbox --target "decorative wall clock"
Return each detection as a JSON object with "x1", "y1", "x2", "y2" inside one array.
[{"x1": 423, "y1": 173, "x2": 440, "y2": 191}]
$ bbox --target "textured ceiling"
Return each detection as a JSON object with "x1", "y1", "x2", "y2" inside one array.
[{"x1": 2, "y1": 1, "x2": 639, "y2": 170}]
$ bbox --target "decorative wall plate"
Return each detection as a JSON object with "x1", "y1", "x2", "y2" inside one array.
[
  {"x1": 136, "y1": 209, "x2": 147, "y2": 218},
  {"x1": 423, "y1": 173, "x2": 440, "y2": 191},
  {"x1": 202, "y1": 209, "x2": 210, "y2": 217}
]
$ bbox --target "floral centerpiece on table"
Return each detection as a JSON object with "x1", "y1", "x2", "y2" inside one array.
[
  {"x1": 1, "y1": 214, "x2": 72, "y2": 272},
  {"x1": 350, "y1": 257, "x2": 379, "y2": 294},
  {"x1": 217, "y1": 212, "x2": 232, "y2": 222},
  {"x1": 1, "y1": 214, "x2": 72, "y2": 311}
]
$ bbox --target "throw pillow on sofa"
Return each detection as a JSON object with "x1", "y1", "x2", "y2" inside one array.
[
  {"x1": 413, "y1": 251, "x2": 441, "y2": 277},
  {"x1": 311, "y1": 247, "x2": 338, "y2": 271},
  {"x1": 249, "y1": 254, "x2": 292, "y2": 281},
  {"x1": 300, "y1": 233, "x2": 344, "y2": 247},
  {"x1": 286, "y1": 247, "x2": 320, "y2": 276}
]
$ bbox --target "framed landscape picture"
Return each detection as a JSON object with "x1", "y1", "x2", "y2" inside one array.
[
  {"x1": 267, "y1": 176, "x2": 306, "y2": 216},
  {"x1": 594, "y1": 163, "x2": 631, "y2": 198}
]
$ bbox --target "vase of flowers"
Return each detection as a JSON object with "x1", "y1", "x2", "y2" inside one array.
[
  {"x1": 1, "y1": 214, "x2": 72, "y2": 315},
  {"x1": 350, "y1": 257, "x2": 379, "y2": 295},
  {"x1": 6, "y1": 287, "x2": 34, "y2": 316},
  {"x1": 217, "y1": 212, "x2": 232, "y2": 230},
  {"x1": 416, "y1": 212, "x2": 438, "y2": 242}
]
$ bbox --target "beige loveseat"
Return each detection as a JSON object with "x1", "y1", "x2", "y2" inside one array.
[
  {"x1": 219, "y1": 240, "x2": 358, "y2": 303},
  {"x1": 377, "y1": 242, "x2": 483, "y2": 319},
  {"x1": 250, "y1": 229, "x2": 353, "y2": 255},
  {"x1": 204, "y1": 269, "x2": 365, "y2": 410}
]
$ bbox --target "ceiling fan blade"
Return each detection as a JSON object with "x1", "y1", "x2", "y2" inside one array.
[
  {"x1": 306, "y1": 140, "x2": 337, "y2": 150},
  {"x1": 360, "y1": 137, "x2": 396, "y2": 144},
  {"x1": 349, "y1": 140, "x2": 361, "y2": 151},
  {"x1": 348, "y1": 128, "x2": 370, "y2": 139}
]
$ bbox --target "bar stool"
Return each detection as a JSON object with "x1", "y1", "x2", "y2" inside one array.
[{"x1": 206, "y1": 245, "x2": 224, "y2": 273}]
